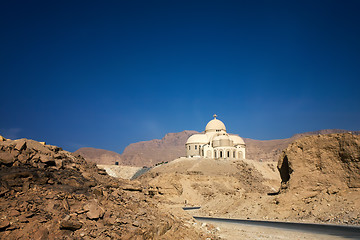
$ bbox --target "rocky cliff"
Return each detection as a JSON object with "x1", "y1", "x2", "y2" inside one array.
[
  {"x1": 272, "y1": 133, "x2": 360, "y2": 224},
  {"x1": 0, "y1": 136, "x2": 216, "y2": 239},
  {"x1": 244, "y1": 129, "x2": 360, "y2": 162},
  {"x1": 278, "y1": 132, "x2": 360, "y2": 190}
]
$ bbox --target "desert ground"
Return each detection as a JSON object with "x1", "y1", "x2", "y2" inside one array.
[{"x1": 1, "y1": 132, "x2": 359, "y2": 239}]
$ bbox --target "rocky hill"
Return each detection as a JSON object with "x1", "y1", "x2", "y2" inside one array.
[
  {"x1": 0, "y1": 136, "x2": 216, "y2": 239},
  {"x1": 121, "y1": 130, "x2": 197, "y2": 167},
  {"x1": 139, "y1": 133, "x2": 360, "y2": 225},
  {"x1": 138, "y1": 157, "x2": 279, "y2": 207},
  {"x1": 74, "y1": 147, "x2": 122, "y2": 165}
]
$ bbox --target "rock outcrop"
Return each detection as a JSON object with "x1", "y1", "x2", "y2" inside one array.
[
  {"x1": 273, "y1": 133, "x2": 360, "y2": 224},
  {"x1": 245, "y1": 129, "x2": 360, "y2": 162},
  {"x1": 0, "y1": 136, "x2": 216, "y2": 239},
  {"x1": 278, "y1": 133, "x2": 360, "y2": 191}
]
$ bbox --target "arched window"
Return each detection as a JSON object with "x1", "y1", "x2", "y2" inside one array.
[
  {"x1": 214, "y1": 151, "x2": 217, "y2": 158},
  {"x1": 195, "y1": 145, "x2": 197, "y2": 150},
  {"x1": 220, "y1": 151, "x2": 223, "y2": 158},
  {"x1": 189, "y1": 146, "x2": 191, "y2": 150},
  {"x1": 233, "y1": 151, "x2": 235, "y2": 158},
  {"x1": 227, "y1": 151, "x2": 230, "y2": 158}
]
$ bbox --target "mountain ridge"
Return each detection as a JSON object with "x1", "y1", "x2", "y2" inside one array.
[{"x1": 75, "y1": 129, "x2": 360, "y2": 167}]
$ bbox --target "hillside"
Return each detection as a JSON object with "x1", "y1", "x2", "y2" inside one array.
[
  {"x1": 121, "y1": 130, "x2": 197, "y2": 167},
  {"x1": 0, "y1": 136, "x2": 216, "y2": 239},
  {"x1": 74, "y1": 147, "x2": 122, "y2": 165},
  {"x1": 139, "y1": 157, "x2": 280, "y2": 208},
  {"x1": 139, "y1": 133, "x2": 360, "y2": 225}
]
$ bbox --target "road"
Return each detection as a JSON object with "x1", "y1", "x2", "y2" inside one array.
[{"x1": 193, "y1": 216, "x2": 360, "y2": 239}]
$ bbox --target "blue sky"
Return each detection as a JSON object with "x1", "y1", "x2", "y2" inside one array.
[{"x1": 1, "y1": 1, "x2": 359, "y2": 153}]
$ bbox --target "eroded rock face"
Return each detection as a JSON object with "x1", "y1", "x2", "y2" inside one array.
[
  {"x1": 273, "y1": 133, "x2": 360, "y2": 224},
  {"x1": 0, "y1": 137, "x2": 216, "y2": 239},
  {"x1": 278, "y1": 133, "x2": 360, "y2": 191},
  {"x1": 245, "y1": 129, "x2": 360, "y2": 162}
]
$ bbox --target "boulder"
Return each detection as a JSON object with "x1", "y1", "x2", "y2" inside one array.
[
  {"x1": 0, "y1": 219, "x2": 10, "y2": 231},
  {"x1": 0, "y1": 152, "x2": 15, "y2": 165},
  {"x1": 39, "y1": 155, "x2": 55, "y2": 165},
  {"x1": 32, "y1": 227, "x2": 49, "y2": 240},
  {"x1": 84, "y1": 200, "x2": 105, "y2": 220},
  {"x1": 26, "y1": 140, "x2": 52, "y2": 155},
  {"x1": 60, "y1": 219, "x2": 82, "y2": 231},
  {"x1": 14, "y1": 139, "x2": 27, "y2": 151}
]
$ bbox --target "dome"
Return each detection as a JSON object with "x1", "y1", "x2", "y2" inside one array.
[
  {"x1": 186, "y1": 134, "x2": 209, "y2": 144},
  {"x1": 230, "y1": 135, "x2": 245, "y2": 145},
  {"x1": 205, "y1": 115, "x2": 226, "y2": 133}
]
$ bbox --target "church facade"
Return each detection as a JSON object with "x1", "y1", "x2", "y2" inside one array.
[{"x1": 185, "y1": 115, "x2": 246, "y2": 160}]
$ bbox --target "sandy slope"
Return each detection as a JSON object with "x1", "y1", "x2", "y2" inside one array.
[
  {"x1": 140, "y1": 134, "x2": 360, "y2": 226},
  {"x1": 140, "y1": 157, "x2": 280, "y2": 207}
]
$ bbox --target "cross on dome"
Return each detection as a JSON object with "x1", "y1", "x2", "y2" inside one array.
[{"x1": 213, "y1": 114, "x2": 217, "y2": 119}]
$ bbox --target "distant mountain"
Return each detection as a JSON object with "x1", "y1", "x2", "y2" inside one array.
[
  {"x1": 74, "y1": 129, "x2": 360, "y2": 166},
  {"x1": 122, "y1": 129, "x2": 360, "y2": 165},
  {"x1": 74, "y1": 147, "x2": 122, "y2": 165},
  {"x1": 121, "y1": 130, "x2": 198, "y2": 167}
]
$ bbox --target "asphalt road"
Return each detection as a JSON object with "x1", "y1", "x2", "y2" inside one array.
[
  {"x1": 182, "y1": 206, "x2": 201, "y2": 210},
  {"x1": 193, "y1": 216, "x2": 360, "y2": 239}
]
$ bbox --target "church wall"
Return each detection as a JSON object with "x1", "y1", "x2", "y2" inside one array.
[
  {"x1": 214, "y1": 147, "x2": 238, "y2": 160},
  {"x1": 186, "y1": 143, "x2": 246, "y2": 160},
  {"x1": 186, "y1": 143, "x2": 202, "y2": 157},
  {"x1": 202, "y1": 145, "x2": 213, "y2": 158},
  {"x1": 235, "y1": 145, "x2": 246, "y2": 159}
]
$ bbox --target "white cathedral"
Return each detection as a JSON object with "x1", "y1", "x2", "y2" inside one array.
[{"x1": 185, "y1": 115, "x2": 246, "y2": 160}]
